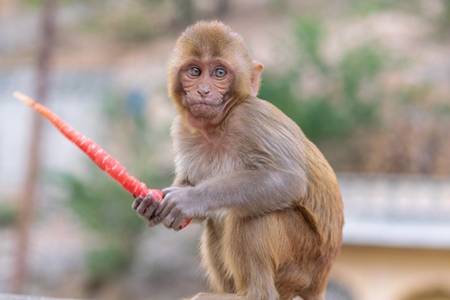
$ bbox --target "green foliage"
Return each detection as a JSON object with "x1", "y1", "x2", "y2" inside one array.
[
  {"x1": 433, "y1": 103, "x2": 450, "y2": 117},
  {"x1": 111, "y1": 10, "x2": 158, "y2": 43},
  {"x1": 339, "y1": 44, "x2": 384, "y2": 99},
  {"x1": 347, "y1": 0, "x2": 393, "y2": 15},
  {"x1": 55, "y1": 164, "x2": 145, "y2": 286},
  {"x1": 260, "y1": 74, "x2": 350, "y2": 142},
  {"x1": 0, "y1": 203, "x2": 18, "y2": 228},
  {"x1": 434, "y1": 0, "x2": 450, "y2": 36},
  {"x1": 294, "y1": 17, "x2": 328, "y2": 74},
  {"x1": 86, "y1": 245, "x2": 130, "y2": 285},
  {"x1": 259, "y1": 16, "x2": 384, "y2": 143},
  {"x1": 75, "y1": 0, "x2": 170, "y2": 44},
  {"x1": 21, "y1": 0, "x2": 81, "y2": 7},
  {"x1": 57, "y1": 169, "x2": 143, "y2": 236}
]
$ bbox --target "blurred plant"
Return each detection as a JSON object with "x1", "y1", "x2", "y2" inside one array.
[
  {"x1": 263, "y1": 16, "x2": 450, "y2": 175},
  {"x1": 54, "y1": 89, "x2": 172, "y2": 290},
  {"x1": 74, "y1": 0, "x2": 170, "y2": 43},
  {"x1": 72, "y1": 0, "x2": 233, "y2": 42},
  {"x1": 112, "y1": 11, "x2": 159, "y2": 42},
  {"x1": 85, "y1": 245, "x2": 129, "y2": 289},
  {"x1": 435, "y1": 0, "x2": 450, "y2": 37},
  {"x1": 259, "y1": 17, "x2": 384, "y2": 144},
  {"x1": 0, "y1": 203, "x2": 18, "y2": 228},
  {"x1": 347, "y1": 0, "x2": 393, "y2": 15},
  {"x1": 372, "y1": 84, "x2": 450, "y2": 174},
  {"x1": 58, "y1": 168, "x2": 139, "y2": 289}
]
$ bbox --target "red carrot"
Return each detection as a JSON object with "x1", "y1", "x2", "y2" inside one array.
[{"x1": 14, "y1": 91, "x2": 191, "y2": 229}]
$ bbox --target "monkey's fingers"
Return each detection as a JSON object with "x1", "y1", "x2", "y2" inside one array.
[
  {"x1": 147, "y1": 215, "x2": 162, "y2": 227},
  {"x1": 149, "y1": 199, "x2": 176, "y2": 230},
  {"x1": 154, "y1": 199, "x2": 172, "y2": 220},
  {"x1": 163, "y1": 216, "x2": 177, "y2": 229},
  {"x1": 135, "y1": 194, "x2": 153, "y2": 215},
  {"x1": 132, "y1": 196, "x2": 144, "y2": 210},
  {"x1": 143, "y1": 198, "x2": 158, "y2": 220},
  {"x1": 172, "y1": 217, "x2": 188, "y2": 232}
]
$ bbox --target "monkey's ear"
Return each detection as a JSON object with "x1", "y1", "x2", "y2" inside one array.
[{"x1": 250, "y1": 61, "x2": 264, "y2": 97}]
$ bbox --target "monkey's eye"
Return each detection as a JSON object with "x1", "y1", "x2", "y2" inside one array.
[
  {"x1": 212, "y1": 68, "x2": 227, "y2": 78},
  {"x1": 188, "y1": 67, "x2": 201, "y2": 77}
]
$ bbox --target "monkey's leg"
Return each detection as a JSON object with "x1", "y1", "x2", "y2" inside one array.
[
  {"x1": 276, "y1": 264, "x2": 314, "y2": 300},
  {"x1": 200, "y1": 220, "x2": 235, "y2": 293},
  {"x1": 223, "y1": 215, "x2": 281, "y2": 300}
]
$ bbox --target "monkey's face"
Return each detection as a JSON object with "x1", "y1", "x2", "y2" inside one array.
[{"x1": 178, "y1": 59, "x2": 235, "y2": 120}]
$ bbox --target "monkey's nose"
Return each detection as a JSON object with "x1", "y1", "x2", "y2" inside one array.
[{"x1": 198, "y1": 89, "x2": 210, "y2": 96}]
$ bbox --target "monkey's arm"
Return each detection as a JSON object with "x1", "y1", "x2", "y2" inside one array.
[{"x1": 151, "y1": 168, "x2": 307, "y2": 230}]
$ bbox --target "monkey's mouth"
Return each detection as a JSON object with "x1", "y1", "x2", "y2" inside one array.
[
  {"x1": 191, "y1": 102, "x2": 218, "y2": 108},
  {"x1": 191, "y1": 103, "x2": 216, "y2": 111},
  {"x1": 189, "y1": 101, "x2": 222, "y2": 118},
  {"x1": 190, "y1": 99, "x2": 222, "y2": 109}
]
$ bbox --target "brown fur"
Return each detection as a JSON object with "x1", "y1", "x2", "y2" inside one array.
[{"x1": 133, "y1": 21, "x2": 344, "y2": 300}]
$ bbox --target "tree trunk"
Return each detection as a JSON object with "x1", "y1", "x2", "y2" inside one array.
[{"x1": 10, "y1": 0, "x2": 57, "y2": 293}]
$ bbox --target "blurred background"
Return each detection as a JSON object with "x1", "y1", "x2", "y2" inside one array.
[{"x1": 0, "y1": 0, "x2": 449, "y2": 299}]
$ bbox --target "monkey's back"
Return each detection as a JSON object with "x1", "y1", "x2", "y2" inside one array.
[
  {"x1": 249, "y1": 97, "x2": 345, "y2": 272},
  {"x1": 245, "y1": 98, "x2": 343, "y2": 291}
]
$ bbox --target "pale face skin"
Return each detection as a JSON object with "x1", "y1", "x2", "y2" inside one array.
[{"x1": 178, "y1": 59, "x2": 236, "y2": 132}]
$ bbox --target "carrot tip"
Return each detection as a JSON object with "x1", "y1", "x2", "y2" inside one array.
[{"x1": 13, "y1": 91, "x2": 35, "y2": 107}]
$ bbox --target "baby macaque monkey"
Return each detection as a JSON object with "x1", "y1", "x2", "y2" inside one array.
[{"x1": 133, "y1": 21, "x2": 344, "y2": 300}]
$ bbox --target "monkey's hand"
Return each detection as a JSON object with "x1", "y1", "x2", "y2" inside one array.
[
  {"x1": 132, "y1": 194, "x2": 160, "y2": 226},
  {"x1": 148, "y1": 186, "x2": 199, "y2": 231}
]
